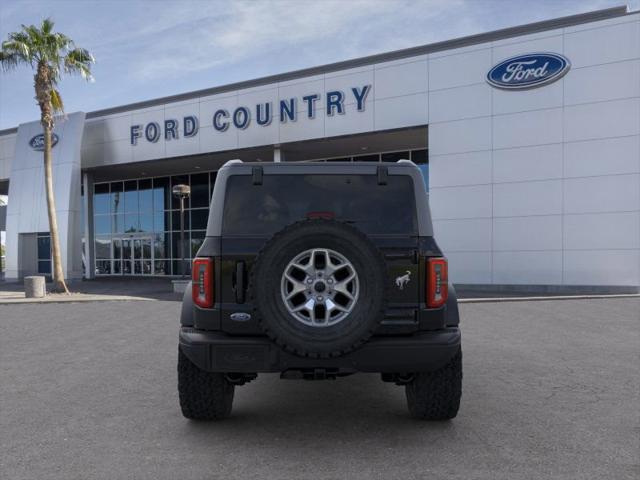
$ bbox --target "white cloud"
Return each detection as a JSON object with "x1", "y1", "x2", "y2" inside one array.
[{"x1": 94, "y1": 0, "x2": 474, "y2": 81}]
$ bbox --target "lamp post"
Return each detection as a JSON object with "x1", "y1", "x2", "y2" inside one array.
[{"x1": 172, "y1": 184, "x2": 191, "y2": 278}]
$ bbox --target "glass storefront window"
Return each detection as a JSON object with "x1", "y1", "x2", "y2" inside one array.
[
  {"x1": 37, "y1": 232, "x2": 52, "y2": 275},
  {"x1": 96, "y1": 260, "x2": 111, "y2": 275},
  {"x1": 353, "y1": 154, "x2": 380, "y2": 162},
  {"x1": 124, "y1": 213, "x2": 139, "y2": 233},
  {"x1": 113, "y1": 238, "x2": 122, "y2": 260},
  {"x1": 95, "y1": 175, "x2": 188, "y2": 276},
  {"x1": 38, "y1": 260, "x2": 52, "y2": 274},
  {"x1": 191, "y1": 209, "x2": 208, "y2": 230},
  {"x1": 153, "y1": 211, "x2": 168, "y2": 232},
  {"x1": 190, "y1": 173, "x2": 209, "y2": 208},
  {"x1": 95, "y1": 236, "x2": 111, "y2": 259},
  {"x1": 112, "y1": 214, "x2": 124, "y2": 234},
  {"x1": 94, "y1": 184, "x2": 110, "y2": 214},
  {"x1": 139, "y1": 212, "x2": 153, "y2": 232},
  {"x1": 153, "y1": 177, "x2": 170, "y2": 211},
  {"x1": 139, "y1": 179, "x2": 153, "y2": 212},
  {"x1": 173, "y1": 260, "x2": 191, "y2": 276},
  {"x1": 172, "y1": 210, "x2": 190, "y2": 231},
  {"x1": 95, "y1": 215, "x2": 110, "y2": 235},
  {"x1": 411, "y1": 149, "x2": 428, "y2": 164},
  {"x1": 154, "y1": 260, "x2": 170, "y2": 275},
  {"x1": 153, "y1": 233, "x2": 168, "y2": 259},
  {"x1": 111, "y1": 182, "x2": 123, "y2": 215},
  {"x1": 171, "y1": 232, "x2": 188, "y2": 259},
  {"x1": 190, "y1": 231, "x2": 205, "y2": 257},
  {"x1": 124, "y1": 180, "x2": 138, "y2": 213},
  {"x1": 37, "y1": 234, "x2": 51, "y2": 260}
]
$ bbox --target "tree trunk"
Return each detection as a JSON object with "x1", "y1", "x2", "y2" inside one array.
[
  {"x1": 43, "y1": 122, "x2": 69, "y2": 293},
  {"x1": 36, "y1": 62, "x2": 68, "y2": 294}
]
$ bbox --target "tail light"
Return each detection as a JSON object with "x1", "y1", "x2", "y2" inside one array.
[
  {"x1": 427, "y1": 257, "x2": 448, "y2": 308},
  {"x1": 192, "y1": 257, "x2": 214, "y2": 308}
]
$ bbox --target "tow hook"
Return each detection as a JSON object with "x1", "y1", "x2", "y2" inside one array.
[
  {"x1": 381, "y1": 373, "x2": 415, "y2": 385},
  {"x1": 224, "y1": 373, "x2": 257, "y2": 385}
]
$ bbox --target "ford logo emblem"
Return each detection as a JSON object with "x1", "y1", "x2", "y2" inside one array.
[
  {"x1": 487, "y1": 53, "x2": 570, "y2": 90},
  {"x1": 29, "y1": 133, "x2": 59, "y2": 151},
  {"x1": 230, "y1": 312, "x2": 251, "y2": 322}
]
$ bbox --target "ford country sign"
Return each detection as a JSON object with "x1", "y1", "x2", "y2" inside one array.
[
  {"x1": 487, "y1": 53, "x2": 570, "y2": 90},
  {"x1": 129, "y1": 84, "x2": 371, "y2": 146},
  {"x1": 29, "y1": 133, "x2": 59, "y2": 151}
]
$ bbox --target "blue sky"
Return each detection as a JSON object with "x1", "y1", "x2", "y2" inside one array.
[{"x1": 0, "y1": 0, "x2": 634, "y2": 130}]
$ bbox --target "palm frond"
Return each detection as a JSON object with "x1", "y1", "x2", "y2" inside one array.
[
  {"x1": 1, "y1": 25, "x2": 34, "y2": 70},
  {"x1": 64, "y1": 47, "x2": 94, "y2": 81},
  {"x1": 22, "y1": 24, "x2": 42, "y2": 48},
  {"x1": 2, "y1": 39, "x2": 29, "y2": 56},
  {"x1": 53, "y1": 32, "x2": 72, "y2": 50},
  {"x1": 50, "y1": 88, "x2": 64, "y2": 113},
  {"x1": 41, "y1": 17, "x2": 54, "y2": 35},
  {"x1": 0, "y1": 51, "x2": 20, "y2": 70}
]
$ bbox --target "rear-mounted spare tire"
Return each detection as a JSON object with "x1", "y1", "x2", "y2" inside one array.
[{"x1": 252, "y1": 219, "x2": 386, "y2": 358}]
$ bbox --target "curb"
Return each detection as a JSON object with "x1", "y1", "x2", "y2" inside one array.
[
  {"x1": 0, "y1": 295, "x2": 156, "y2": 305},
  {"x1": 458, "y1": 293, "x2": 640, "y2": 304}
]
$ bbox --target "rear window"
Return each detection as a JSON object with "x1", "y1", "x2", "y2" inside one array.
[{"x1": 222, "y1": 174, "x2": 417, "y2": 235}]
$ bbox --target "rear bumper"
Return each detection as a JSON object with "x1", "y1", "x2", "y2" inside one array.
[{"x1": 179, "y1": 327, "x2": 461, "y2": 374}]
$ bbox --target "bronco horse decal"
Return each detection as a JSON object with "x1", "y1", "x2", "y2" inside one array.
[{"x1": 395, "y1": 270, "x2": 411, "y2": 290}]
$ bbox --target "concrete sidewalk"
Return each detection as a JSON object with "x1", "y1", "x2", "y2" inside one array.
[{"x1": 0, "y1": 277, "x2": 181, "y2": 303}]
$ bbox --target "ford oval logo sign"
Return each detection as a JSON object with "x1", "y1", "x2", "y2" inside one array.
[
  {"x1": 29, "y1": 133, "x2": 59, "y2": 151},
  {"x1": 487, "y1": 53, "x2": 570, "y2": 90}
]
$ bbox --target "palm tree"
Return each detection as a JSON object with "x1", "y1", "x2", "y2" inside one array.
[
  {"x1": 0, "y1": 196, "x2": 5, "y2": 274},
  {"x1": 0, "y1": 18, "x2": 94, "y2": 293}
]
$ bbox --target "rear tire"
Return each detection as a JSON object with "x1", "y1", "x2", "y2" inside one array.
[
  {"x1": 405, "y1": 348, "x2": 462, "y2": 420},
  {"x1": 178, "y1": 348, "x2": 235, "y2": 420}
]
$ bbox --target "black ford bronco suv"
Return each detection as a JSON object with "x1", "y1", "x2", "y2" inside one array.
[{"x1": 178, "y1": 159, "x2": 462, "y2": 420}]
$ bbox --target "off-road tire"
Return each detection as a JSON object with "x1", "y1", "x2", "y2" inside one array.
[
  {"x1": 252, "y1": 219, "x2": 387, "y2": 358},
  {"x1": 405, "y1": 348, "x2": 462, "y2": 420},
  {"x1": 178, "y1": 348, "x2": 235, "y2": 420}
]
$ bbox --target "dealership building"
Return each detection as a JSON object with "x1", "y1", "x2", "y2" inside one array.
[{"x1": 0, "y1": 5, "x2": 639, "y2": 292}]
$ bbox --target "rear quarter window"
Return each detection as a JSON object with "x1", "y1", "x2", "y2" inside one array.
[{"x1": 222, "y1": 174, "x2": 417, "y2": 235}]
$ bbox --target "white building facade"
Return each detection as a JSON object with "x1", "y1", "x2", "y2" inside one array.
[{"x1": 0, "y1": 6, "x2": 638, "y2": 292}]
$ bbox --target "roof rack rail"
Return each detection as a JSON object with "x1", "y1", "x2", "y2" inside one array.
[{"x1": 222, "y1": 159, "x2": 243, "y2": 167}]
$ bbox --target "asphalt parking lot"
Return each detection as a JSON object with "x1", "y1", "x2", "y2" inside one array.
[{"x1": 1, "y1": 298, "x2": 638, "y2": 479}]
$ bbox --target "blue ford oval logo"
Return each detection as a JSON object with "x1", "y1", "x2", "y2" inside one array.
[
  {"x1": 29, "y1": 133, "x2": 59, "y2": 151},
  {"x1": 487, "y1": 53, "x2": 570, "y2": 90},
  {"x1": 230, "y1": 312, "x2": 251, "y2": 322}
]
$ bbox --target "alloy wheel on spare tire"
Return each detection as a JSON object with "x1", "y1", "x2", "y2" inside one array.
[{"x1": 252, "y1": 219, "x2": 387, "y2": 358}]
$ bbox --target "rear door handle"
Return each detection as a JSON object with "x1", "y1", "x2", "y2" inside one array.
[{"x1": 234, "y1": 261, "x2": 246, "y2": 304}]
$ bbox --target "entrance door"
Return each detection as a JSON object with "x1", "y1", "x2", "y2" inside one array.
[
  {"x1": 114, "y1": 236, "x2": 153, "y2": 275},
  {"x1": 132, "y1": 237, "x2": 153, "y2": 275}
]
